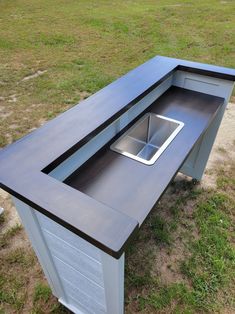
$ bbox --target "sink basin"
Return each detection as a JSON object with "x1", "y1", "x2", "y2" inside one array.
[{"x1": 110, "y1": 113, "x2": 184, "y2": 165}]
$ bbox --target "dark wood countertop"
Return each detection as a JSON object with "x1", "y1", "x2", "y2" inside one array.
[
  {"x1": 65, "y1": 87, "x2": 223, "y2": 224},
  {"x1": 0, "y1": 56, "x2": 233, "y2": 258}
]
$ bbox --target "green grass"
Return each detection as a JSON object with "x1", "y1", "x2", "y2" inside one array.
[
  {"x1": 216, "y1": 163, "x2": 235, "y2": 192},
  {"x1": 32, "y1": 282, "x2": 71, "y2": 314},
  {"x1": 0, "y1": 0, "x2": 234, "y2": 147},
  {"x1": 127, "y1": 190, "x2": 235, "y2": 313},
  {"x1": 180, "y1": 193, "x2": 235, "y2": 311},
  {"x1": 151, "y1": 215, "x2": 172, "y2": 245},
  {"x1": 217, "y1": 174, "x2": 235, "y2": 191},
  {"x1": 0, "y1": 245, "x2": 68, "y2": 313},
  {"x1": 139, "y1": 283, "x2": 195, "y2": 312},
  {"x1": 0, "y1": 247, "x2": 35, "y2": 312},
  {"x1": 5, "y1": 247, "x2": 36, "y2": 267},
  {"x1": 125, "y1": 160, "x2": 235, "y2": 313},
  {"x1": 33, "y1": 283, "x2": 52, "y2": 303}
]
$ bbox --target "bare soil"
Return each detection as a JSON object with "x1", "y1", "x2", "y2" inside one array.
[{"x1": 202, "y1": 101, "x2": 235, "y2": 189}]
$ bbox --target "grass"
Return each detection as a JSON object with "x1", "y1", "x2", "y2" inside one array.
[
  {"x1": 151, "y1": 215, "x2": 172, "y2": 245},
  {"x1": 0, "y1": 248, "x2": 35, "y2": 312},
  {"x1": 0, "y1": 0, "x2": 235, "y2": 312},
  {"x1": 0, "y1": 245, "x2": 69, "y2": 313},
  {"x1": 216, "y1": 164, "x2": 235, "y2": 191},
  {"x1": 0, "y1": 211, "x2": 5, "y2": 226},
  {"x1": 0, "y1": 0, "x2": 235, "y2": 147},
  {"x1": 125, "y1": 160, "x2": 235, "y2": 313},
  {"x1": 0, "y1": 224, "x2": 22, "y2": 249},
  {"x1": 33, "y1": 283, "x2": 51, "y2": 304},
  {"x1": 139, "y1": 283, "x2": 194, "y2": 312},
  {"x1": 180, "y1": 193, "x2": 235, "y2": 311},
  {"x1": 32, "y1": 282, "x2": 70, "y2": 314}
]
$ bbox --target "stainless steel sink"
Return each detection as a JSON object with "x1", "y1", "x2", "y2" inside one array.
[{"x1": 110, "y1": 113, "x2": 184, "y2": 165}]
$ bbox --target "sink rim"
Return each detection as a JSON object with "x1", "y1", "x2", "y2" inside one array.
[{"x1": 110, "y1": 113, "x2": 184, "y2": 165}]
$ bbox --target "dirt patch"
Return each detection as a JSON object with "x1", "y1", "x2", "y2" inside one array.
[
  {"x1": 0, "y1": 111, "x2": 12, "y2": 119},
  {"x1": 22, "y1": 70, "x2": 47, "y2": 82},
  {"x1": 8, "y1": 123, "x2": 19, "y2": 130},
  {"x1": 0, "y1": 191, "x2": 21, "y2": 233},
  {"x1": 207, "y1": 102, "x2": 235, "y2": 165},
  {"x1": 152, "y1": 244, "x2": 187, "y2": 286},
  {"x1": 202, "y1": 102, "x2": 235, "y2": 189},
  {"x1": 8, "y1": 94, "x2": 18, "y2": 103},
  {"x1": 79, "y1": 91, "x2": 91, "y2": 100}
]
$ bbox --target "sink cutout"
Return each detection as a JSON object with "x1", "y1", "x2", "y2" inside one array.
[{"x1": 110, "y1": 113, "x2": 184, "y2": 165}]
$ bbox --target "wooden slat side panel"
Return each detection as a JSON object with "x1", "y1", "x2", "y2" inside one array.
[
  {"x1": 35, "y1": 211, "x2": 101, "y2": 262},
  {"x1": 62, "y1": 278, "x2": 106, "y2": 314},
  {"x1": 52, "y1": 256, "x2": 106, "y2": 307},
  {"x1": 66, "y1": 296, "x2": 91, "y2": 314},
  {"x1": 43, "y1": 229, "x2": 103, "y2": 286}
]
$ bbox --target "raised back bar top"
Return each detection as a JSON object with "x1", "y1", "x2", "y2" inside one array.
[{"x1": 0, "y1": 56, "x2": 234, "y2": 258}]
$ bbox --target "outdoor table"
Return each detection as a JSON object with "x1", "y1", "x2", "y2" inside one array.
[{"x1": 0, "y1": 56, "x2": 234, "y2": 314}]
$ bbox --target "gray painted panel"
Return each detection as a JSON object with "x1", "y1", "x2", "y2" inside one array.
[
  {"x1": 66, "y1": 295, "x2": 92, "y2": 314},
  {"x1": 101, "y1": 252, "x2": 124, "y2": 314},
  {"x1": 12, "y1": 197, "x2": 67, "y2": 300},
  {"x1": 181, "y1": 136, "x2": 203, "y2": 172},
  {"x1": 36, "y1": 210, "x2": 101, "y2": 262},
  {"x1": 173, "y1": 70, "x2": 234, "y2": 179},
  {"x1": 52, "y1": 256, "x2": 106, "y2": 307},
  {"x1": 173, "y1": 70, "x2": 232, "y2": 100},
  {"x1": 34, "y1": 209, "x2": 127, "y2": 313},
  {"x1": 59, "y1": 297, "x2": 87, "y2": 314},
  {"x1": 43, "y1": 229, "x2": 103, "y2": 287},
  {"x1": 62, "y1": 278, "x2": 106, "y2": 314},
  {"x1": 183, "y1": 77, "x2": 219, "y2": 95}
]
